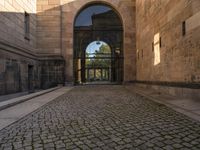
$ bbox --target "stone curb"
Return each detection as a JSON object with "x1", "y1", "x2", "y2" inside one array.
[
  {"x1": 0, "y1": 86, "x2": 62, "y2": 111},
  {"x1": 127, "y1": 87, "x2": 200, "y2": 122}
]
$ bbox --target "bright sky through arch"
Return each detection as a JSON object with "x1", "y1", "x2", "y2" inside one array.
[
  {"x1": 86, "y1": 41, "x2": 104, "y2": 54},
  {"x1": 75, "y1": 5, "x2": 111, "y2": 27}
]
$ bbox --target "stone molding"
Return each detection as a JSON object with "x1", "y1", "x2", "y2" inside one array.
[
  {"x1": 0, "y1": 40, "x2": 64, "y2": 61},
  {"x1": 135, "y1": 81, "x2": 200, "y2": 89}
]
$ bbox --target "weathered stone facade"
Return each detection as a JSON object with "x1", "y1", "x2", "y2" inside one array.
[
  {"x1": 136, "y1": 1, "x2": 200, "y2": 84},
  {"x1": 0, "y1": 44, "x2": 40, "y2": 95},
  {"x1": 0, "y1": 0, "x2": 200, "y2": 98},
  {"x1": 0, "y1": 0, "x2": 136, "y2": 95},
  {"x1": 135, "y1": 0, "x2": 200, "y2": 98},
  {"x1": 0, "y1": 0, "x2": 37, "y2": 95},
  {"x1": 0, "y1": 0, "x2": 36, "y2": 49},
  {"x1": 0, "y1": 0, "x2": 65, "y2": 95},
  {"x1": 36, "y1": 0, "x2": 136, "y2": 83}
]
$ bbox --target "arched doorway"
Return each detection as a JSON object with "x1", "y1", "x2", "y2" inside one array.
[
  {"x1": 85, "y1": 41, "x2": 112, "y2": 83},
  {"x1": 74, "y1": 3, "x2": 123, "y2": 85}
]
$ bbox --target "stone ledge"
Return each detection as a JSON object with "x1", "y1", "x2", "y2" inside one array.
[
  {"x1": 133, "y1": 82, "x2": 200, "y2": 100},
  {"x1": 0, "y1": 40, "x2": 37, "y2": 60},
  {"x1": 135, "y1": 80, "x2": 200, "y2": 89},
  {"x1": 0, "y1": 40, "x2": 64, "y2": 61},
  {"x1": 0, "y1": 86, "x2": 62, "y2": 111},
  {"x1": 125, "y1": 85, "x2": 200, "y2": 122}
]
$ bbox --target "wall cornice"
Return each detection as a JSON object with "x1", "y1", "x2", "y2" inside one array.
[{"x1": 0, "y1": 40, "x2": 64, "y2": 61}]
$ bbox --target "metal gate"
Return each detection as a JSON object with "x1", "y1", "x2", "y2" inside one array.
[{"x1": 74, "y1": 4, "x2": 123, "y2": 85}]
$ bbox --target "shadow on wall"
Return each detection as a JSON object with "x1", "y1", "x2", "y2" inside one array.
[
  {"x1": 0, "y1": 0, "x2": 136, "y2": 95},
  {"x1": 0, "y1": 10, "x2": 65, "y2": 96},
  {"x1": 37, "y1": 1, "x2": 136, "y2": 83}
]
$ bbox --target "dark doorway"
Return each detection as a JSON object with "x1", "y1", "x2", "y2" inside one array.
[
  {"x1": 28, "y1": 65, "x2": 34, "y2": 93},
  {"x1": 74, "y1": 4, "x2": 123, "y2": 85}
]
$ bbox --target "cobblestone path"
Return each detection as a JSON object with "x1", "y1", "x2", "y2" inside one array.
[{"x1": 0, "y1": 86, "x2": 200, "y2": 150}]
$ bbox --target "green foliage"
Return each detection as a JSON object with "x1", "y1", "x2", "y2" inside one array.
[{"x1": 86, "y1": 44, "x2": 111, "y2": 68}]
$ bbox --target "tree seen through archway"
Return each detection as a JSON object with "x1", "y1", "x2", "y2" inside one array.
[
  {"x1": 74, "y1": 3, "x2": 123, "y2": 84},
  {"x1": 85, "y1": 41, "x2": 111, "y2": 82}
]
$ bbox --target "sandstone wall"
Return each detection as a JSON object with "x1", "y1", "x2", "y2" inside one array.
[
  {"x1": 36, "y1": 0, "x2": 136, "y2": 83},
  {"x1": 0, "y1": 0, "x2": 64, "y2": 95},
  {"x1": 136, "y1": 0, "x2": 200, "y2": 84},
  {"x1": 36, "y1": 0, "x2": 62, "y2": 55},
  {"x1": 0, "y1": 0, "x2": 38, "y2": 95},
  {"x1": 0, "y1": 0, "x2": 37, "y2": 49},
  {"x1": 0, "y1": 48, "x2": 41, "y2": 95}
]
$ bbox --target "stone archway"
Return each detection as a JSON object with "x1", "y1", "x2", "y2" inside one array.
[
  {"x1": 61, "y1": 0, "x2": 136, "y2": 84},
  {"x1": 73, "y1": 3, "x2": 124, "y2": 85}
]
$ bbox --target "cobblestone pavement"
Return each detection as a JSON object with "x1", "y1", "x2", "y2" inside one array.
[{"x1": 0, "y1": 86, "x2": 200, "y2": 150}]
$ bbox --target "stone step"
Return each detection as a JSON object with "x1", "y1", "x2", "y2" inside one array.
[{"x1": 0, "y1": 86, "x2": 62, "y2": 111}]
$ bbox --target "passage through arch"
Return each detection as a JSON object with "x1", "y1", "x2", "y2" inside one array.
[{"x1": 74, "y1": 3, "x2": 124, "y2": 84}]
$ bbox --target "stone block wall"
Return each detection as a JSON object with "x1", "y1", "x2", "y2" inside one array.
[
  {"x1": 36, "y1": 0, "x2": 136, "y2": 83},
  {"x1": 0, "y1": 0, "x2": 37, "y2": 49},
  {"x1": 41, "y1": 59, "x2": 65, "y2": 89},
  {"x1": 0, "y1": 47, "x2": 41, "y2": 95},
  {"x1": 0, "y1": 0, "x2": 65, "y2": 95},
  {"x1": 0, "y1": 0, "x2": 38, "y2": 95},
  {"x1": 136, "y1": 0, "x2": 200, "y2": 85},
  {"x1": 0, "y1": 42, "x2": 65, "y2": 95},
  {"x1": 36, "y1": 0, "x2": 62, "y2": 55}
]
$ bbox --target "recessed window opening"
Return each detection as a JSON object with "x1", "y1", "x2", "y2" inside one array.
[
  {"x1": 24, "y1": 12, "x2": 30, "y2": 40},
  {"x1": 182, "y1": 21, "x2": 186, "y2": 36}
]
